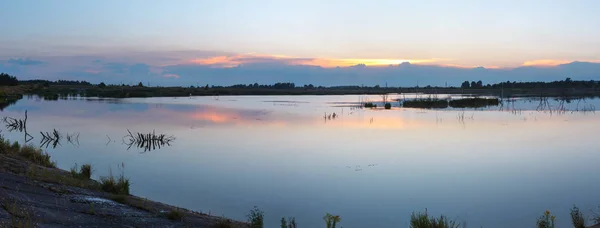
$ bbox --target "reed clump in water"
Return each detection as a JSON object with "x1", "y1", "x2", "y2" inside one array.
[
  {"x1": 123, "y1": 129, "x2": 175, "y2": 152},
  {"x1": 449, "y1": 98, "x2": 500, "y2": 108}
]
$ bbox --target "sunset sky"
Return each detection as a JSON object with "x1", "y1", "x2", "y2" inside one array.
[{"x1": 1, "y1": 0, "x2": 600, "y2": 85}]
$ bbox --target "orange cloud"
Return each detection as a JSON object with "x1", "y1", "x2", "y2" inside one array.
[
  {"x1": 521, "y1": 59, "x2": 572, "y2": 67},
  {"x1": 189, "y1": 54, "x2": 446, "y2": 68}
]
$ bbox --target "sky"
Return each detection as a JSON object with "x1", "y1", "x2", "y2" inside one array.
[{"x1": 1, "y1": 0, "x2": 600, "y2": 85}]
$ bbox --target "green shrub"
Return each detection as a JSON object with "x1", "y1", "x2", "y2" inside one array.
[{"x1": 384, "y1": 103, "x2": 392, "y2": 109}]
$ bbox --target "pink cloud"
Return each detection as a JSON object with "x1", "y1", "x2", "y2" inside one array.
[{"x1": 162, "y1": 73, "x2": 180, "y2": 78}]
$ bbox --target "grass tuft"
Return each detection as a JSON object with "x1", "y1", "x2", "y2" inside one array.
[
  {"x1": 570, "y1": 205, "x2": 586, "y2": 228},
  {"x1": 167, "y1": 209, "x2": 184, "y2": 221},
  {"x1": 70, "y1": 163, "x2": 92, "y2": 179},
  {"x1": 214, "y1": 219, "x2": 234, "y2": 228},
  {"x1": 410, "y1": 209, "x2": 459, "y2": 228},
  {"x1": 99, "y1": 163, "x2": 130, "y2": 195}
]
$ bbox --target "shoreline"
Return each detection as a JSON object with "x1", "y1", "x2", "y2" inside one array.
[{"x1": 0, "y1": 152, "x2": 248, "y2": 227}]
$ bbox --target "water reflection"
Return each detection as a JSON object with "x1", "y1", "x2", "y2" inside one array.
[
  {"x1": 0, "y1": 95, "x2": 599, "y2": 228},
  {"x1": 123, "y1": 130, "x2": 175, "y2": 153}
]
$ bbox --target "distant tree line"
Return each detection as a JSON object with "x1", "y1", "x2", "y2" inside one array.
[
  {"x1": 460, "y1": 78, "x2": 600, "y2": 89},
  {"x1": 214, "y1": 82, "x2": 297, "y2": 89},
  {"x1": 19, "y1": 79, "x2": 92, "y2": 86}
]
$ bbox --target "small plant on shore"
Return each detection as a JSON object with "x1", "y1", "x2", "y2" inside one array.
[
  {"x1": 167, "y1": 209, "x2": 184, "y2": 221},
  {"x1": 110, "y1": 195, "x2": 127, "y2": 204},
  {"x1": 247, "y1": 206, "x2": 264, "y2": 228},
  {"x1": 323, "y1": 213, "x2": 341, "y2": 228},
  {"x1": 99, "y1": 163, "x2": 130, "y2": 195},
  {"x1": 281, "y1": 217, "x2": 297, "y2": 228},
  {"x1": 70, "y1": 163, "x2": 92, "y2": 179},
  {"x1": 570, "y1": 205, "x2": 586, "y2": 228},
  {"x1": 215, "y1": 219, "x2": 234, "y2": 228},
  {"x1": 410, "y1": 209, "x2": 459, "y2": 228},
  {"x1": 536, "y1": 210, "x2": 556, "y2": 228},
  {"x1": 384, "y1": 103, "x2": 392, "y2": 109}
]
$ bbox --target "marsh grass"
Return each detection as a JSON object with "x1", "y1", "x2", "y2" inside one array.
[
  {"x1": 0, "y1": 137, "x2": 56, "y2": 168},
  {"x1": 167, "y1": 209, "x2": 184, "y2": 221},
  {"x1": 403, "y1": 99, "x2": 449, "y2": 109},
  {"x1": 410, "y1": 210, "x2": 459, "y2": 228},
  {"x1": 324, "y1": 213, "x2": 341, "y2": 228},
  {"x1": 2, "y1": 199, "x2": 34, "y2": 227},
  {"x1": 99, "y1": 163, "x2": 130, "y2": 195},
  {"x1": 247, "y1": 206, "x2": 264, "y2": 228},
  {"x1": 215, "y1": 219, "x2": 235, "y2": 228},
  {"x1": 280, "y1": 217, "x2": 297, "y2": 228},
  {"x1": 570, "y1": 205, "x2": 586, "y2": 228},
  {"x1": 70, "y1": 163, "x2": 92, "y2": 179}
]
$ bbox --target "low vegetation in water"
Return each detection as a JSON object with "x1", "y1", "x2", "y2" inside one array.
[
  {"x1": 403, "y1": 98, "x2": 449, "y2": 109},
  {"x1": 448, "y1": 97, "x2": 500, "y2": 108},
  {"x1": 384, "y1": 103, "x2": 392, "y2": 109},
  {"x1": 363, "y1": 102, "x2": 377, "y2": 108}
]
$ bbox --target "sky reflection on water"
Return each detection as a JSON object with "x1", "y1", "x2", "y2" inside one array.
[{"x1": 2, "y1": 95, "x2": 600, "y2": 228}]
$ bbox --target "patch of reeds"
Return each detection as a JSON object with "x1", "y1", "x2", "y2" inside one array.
[
  {"x1": 410, "y1": 209, "x2": 459, "y2": 228},
  {"x1": 570, "y1": 205, "x2": 586, "y2": 228},
  {"x1": 247, "y1": 206, "x2": 264, "y2": 228},
  {"x1": 364, "y1": 102, "x2": 377, "y2": 108},
  {"x1": 448, "y1": 98, "x2": 500, "y2": 108},
  {"x1": 280, "y1": 217, "x2": 297, "y2": 228},
  {"x1": 70, "y1": 163, "x2": 92, "y2": 180},
  {"x1": 99, "y1": 163, "x2": 130, "y2": 195},
  {"x1": 40, "y1": 129, "x2": 61, "y2": 148},
  {"x1": 324, "y1": 213, "x2": 341, "y2": 228},
  {"x1": 123, "y1": 129, "x2": 175, "y2": 152}
]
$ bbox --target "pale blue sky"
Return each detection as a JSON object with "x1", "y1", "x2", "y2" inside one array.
[{"x1": 1, "y1": 0, "x2": 600, "y2": 67}]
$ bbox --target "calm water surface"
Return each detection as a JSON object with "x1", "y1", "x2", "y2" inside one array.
[{"x1": 2, "y1": 95, "x2": 600, "y2": 228}]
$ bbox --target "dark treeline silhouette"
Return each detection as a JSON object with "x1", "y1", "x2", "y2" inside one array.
[
  {"x1": 460, "y1": 78, "x2": 598, "y2": 89},
  {"x1": 217, "y1": 82, "x2": 296, "y2": 89},
  {"x1": 19, "y1": 79, "x2": 92, "y2": 86},
  {"x1": 0, "y1": 73, "x2": 19, "y2": 86}
]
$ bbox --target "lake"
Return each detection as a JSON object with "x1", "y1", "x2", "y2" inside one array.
[{"x1": 2, "y1": 94, "x2": 600, "y2": 228}]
